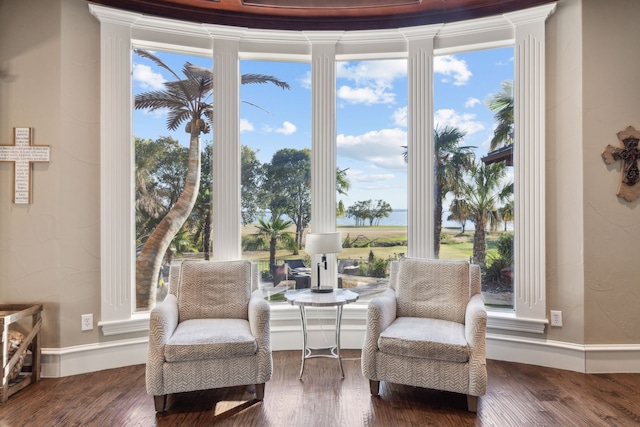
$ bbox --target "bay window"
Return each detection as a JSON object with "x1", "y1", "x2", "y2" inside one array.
[{"x1": 91, "y1": 3, "x2": 555, "y2": 337}]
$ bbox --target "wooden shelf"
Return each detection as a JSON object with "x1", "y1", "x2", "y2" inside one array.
[{"x1": 1, "y1": 304, "x2": 43, "y2": 404}]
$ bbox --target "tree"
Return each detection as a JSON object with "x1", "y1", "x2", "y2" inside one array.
[
  {"x1": 188, "y1": 140, "x2": 212, "y2": 258},
  {"x1": 337, "y1": 200, "x2": 346, "y2": 218},
  {"x1": 402, "y1": 126, "x2": 474, "y2": 257},
  {"x1": 135, "y1": 137, "x2": 165, "y2": 242},
  {"x1": 448, "y1": 198, "x2": 471, "y2": 234},
  {"x1": 336, "y1": 167, "x2": 350, "y2": 196},
  {"x1": 346, "y1": 199, "x2": 393, "y2": 226},
  {"x1": 433, "y1": 126, "x2": 475, "y2": 257},
  {"x1": 499, "y1": 199, "x2": 514, "y2": 232},
  {"x1": 135, "y1": 136, "x2": 188, "y2": 245},
  {"x1": 336, "y1": 167, "x2": 350, "y2": 218},
  {"x1": 133, "y1": 49, "x2": 290, "y2": 310},
  {"x1": 456, "y1": 162, "x2": 512, "y2": 268},
  {"x1": 346, "y1": 201, "x2": 367, "y2": 226},
  {"x1": 485, "y1": 80, "x2": 514, "y2": 151},
  {"x1": 264, "y1": 148, "x2": 311, "y2": 251},
  {"x1": 241, "y1": 145, "x2": 267, "y2": 226},
  {"x1": 255, "y1": 216, "x2": 294, "y2": 268}
]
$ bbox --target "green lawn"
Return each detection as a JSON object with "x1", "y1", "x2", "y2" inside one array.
[{"x1": 241, "y1": 225, "x2": 502, "y2": 264}]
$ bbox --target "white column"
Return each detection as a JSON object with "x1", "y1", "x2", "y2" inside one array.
[
  {"x1": 210, "y1": 33, "x2": 244, "y2": 260},
  {"x1": 505, "y1": 4, "x2": 556, "y2": 325},
  {"x1": 401, "y1": 26, "x2": 441, "y2": 259},
  {"x1": 91, "y1": 7, "x2": 138, "y2": 326},
  {"x1": 306, "y1": 32, "x2": 343, "y2": 287}
]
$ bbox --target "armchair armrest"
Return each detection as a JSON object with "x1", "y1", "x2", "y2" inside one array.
[
  {"x1": 465, "y1": 293, "x2": 488, "y2": 396},
  {"x1": 362, "y1": 288, "x2": 397, "y2": 379},
  {"x1": 146, "y1": 294, "x2": 179, "y2": 395},
  {"x1": 464, "y1": 293, "x2": 487, "y2": 349},
  {"x1": 248, "y1": 289, "x2": 271, "y2": 346},
  {"x1": 249, "y1": 289, "x2": 272, "y2": 381}
]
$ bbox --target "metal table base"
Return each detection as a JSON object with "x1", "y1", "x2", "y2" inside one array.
[{"x1": 284, "y1": 288, "x2": 359, "y2": 380}]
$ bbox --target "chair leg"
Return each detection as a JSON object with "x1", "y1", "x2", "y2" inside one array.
[
  {"x1": 154, "y1": 395, "x2": 167, "y2": 412},
  {"x1": 255, "y1": 383, "x2": 265, "y2": 400},
  {"x1": 369, "y1": 380, "x2": 380, "y2": 396},
  {"x1": 466, "y1": 394, "x2": 478, "y2": 412}
]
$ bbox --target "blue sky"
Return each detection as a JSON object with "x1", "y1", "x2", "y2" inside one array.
[{"x1": 133, "y1": 47, "x2": 514, "y2": 211}]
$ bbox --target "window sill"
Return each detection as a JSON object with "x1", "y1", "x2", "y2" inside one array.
[
  {"x1": 487, "y1": 309, "x2": 548, "y2": 334},
  {"x1": 99, "y1": 313, "x2": 150, "y2": 336}
]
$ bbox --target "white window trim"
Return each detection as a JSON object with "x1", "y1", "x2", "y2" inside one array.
[{"x1": 90, "y1": 3, "x2": 556, "y2": 336}]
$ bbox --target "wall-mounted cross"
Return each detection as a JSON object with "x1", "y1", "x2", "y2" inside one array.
[
  {"x1": 0, "y1": 128, "x2": 51, "y2": 204},
  {"x1": 602, "y1": 126, "x2": 640, "y2": 202}
]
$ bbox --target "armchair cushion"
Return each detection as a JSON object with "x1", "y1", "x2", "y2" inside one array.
[
  {"x1": 378, "y1": 317, "x2": 469, "y2": 363},
  {"x1": 178, "y1": 260, "x2": 252, "y2": 321},
  {"x1": 164, "y1": 318, "x2": 257, "y2": 363},
  {"x1": 396, "y1": 258, "x2": 470, "y2": 323}
]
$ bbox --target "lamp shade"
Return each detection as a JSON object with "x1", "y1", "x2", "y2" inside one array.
[{"x1": 305, "y1": 232, "x2": 343, "y2": 255}]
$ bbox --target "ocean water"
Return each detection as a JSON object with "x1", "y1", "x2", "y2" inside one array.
[{"x1": 256, "y1": 209, "x2": 499, "y2": 230}]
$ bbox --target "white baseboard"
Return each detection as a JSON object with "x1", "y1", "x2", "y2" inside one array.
[
  {"x1": 487, "y1": 334, "x2": 640, "y2": 373},
  {"x1": 42, "y1": 338, "x2": 148, "y2": 378},
  {"x1": 42, "y1": 317, "x2": 640, "y2": 378}
]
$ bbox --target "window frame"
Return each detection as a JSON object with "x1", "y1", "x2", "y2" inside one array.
[{"x1": 90, "y1": 3, "x2": 556, "y2": 336}]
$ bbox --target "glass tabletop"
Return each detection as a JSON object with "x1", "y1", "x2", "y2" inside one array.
[{"x1": 284, "y1": 288, "x2": 359, "y2": 307}]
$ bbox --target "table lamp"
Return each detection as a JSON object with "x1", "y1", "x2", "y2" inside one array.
[{"x1": 305, "y1": 232, "x2": 343, "y2": 293}]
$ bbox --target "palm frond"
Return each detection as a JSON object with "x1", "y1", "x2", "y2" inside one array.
[
  {"x1": 133, "y1": 49, "x2": 182, "y2": 81},
  {"x1": 241, "y1": 73, "x2": 290, "y2": 90}
]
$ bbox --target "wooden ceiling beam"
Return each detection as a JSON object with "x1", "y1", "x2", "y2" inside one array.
[{"x1": 87, "y1": 0, "x2": 555, "y2": 31}]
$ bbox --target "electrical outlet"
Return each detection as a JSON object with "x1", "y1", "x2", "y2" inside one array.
[
  {"x1": 550, "y1": 310, "x2": 563, "y2": 327},
  {"x1": 81, "y1": 313, "x2": 93, "y2": 331}
]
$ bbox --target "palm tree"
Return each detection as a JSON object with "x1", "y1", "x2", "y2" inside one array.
[
  {"x1": 134, "y1": 49, "x2": 290, "y2": 310},
  {"x1": 402, "y1": 126, "x2": 475, "y2": 257},
  {"x1": 485, "y1": 80, "x2": 514, "y2": 151},
  {"x1": 457, "y1": 162, "x2": 512, "y2": 268},
  {"x1": 448, "y1": 198, "x2": 471, "y2": 235},
  {"x1": 255, "y1": 216, "x2": 294, "y2": 268},
  {"x1": 499, "y1": 199, "x2": 514, "y2": 231},
  {"x1": 433, "y1": 126, "x2": 475, "y2": 257}
]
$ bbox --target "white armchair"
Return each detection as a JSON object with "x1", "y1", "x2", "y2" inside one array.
[
  {"x1": 146, "y1": 260, "x2": 272, "y2": 412},
  {"x1": 361, "y1": 258, "x2": 487, "y2": 412}
]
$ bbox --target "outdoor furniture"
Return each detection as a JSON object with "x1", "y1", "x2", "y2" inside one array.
[
  {"x1": 284, "y1": 259, "x2": 311, "y2": 289},
  {"x1": 361, "y1": 258, "x2": 487, "y2": 412},
  {"x1": 146, "y1": 260, "x2": 272, "y2": 412},
  {"x1": 271, "y1": 263, "x2": 288, "y2": 286}
]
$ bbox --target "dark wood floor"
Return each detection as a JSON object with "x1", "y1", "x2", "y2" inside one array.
[{"x1": 2, "y1": 350, "x2": 640, "y2": 426}]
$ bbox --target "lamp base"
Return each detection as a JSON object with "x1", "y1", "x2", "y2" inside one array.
[{"x1": 311, "y1": 286, "x2": 334, "y2": 293}]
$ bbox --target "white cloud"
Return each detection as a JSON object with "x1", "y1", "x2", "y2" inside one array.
[
  {"x1": 392, "y1": 107, "x2": 407, "y2": 127},
  {"x1": 434, "y1": 55, "x2": 472, "y2": 86},
  {"x1": 347, "y1": 170, "x2": 396, "y2": 183},
  {"x1": 337, "y1": 60, "x2": 406, "y2": 83},
  {"x1": 300, "y1": 71, "x2": 312, "y2": 90},
  {"x1": 133, "y1": 64, "x2": 166, "y2": 90},
  {"x1": 275, "y1": 121, "x2": 297, "y2": 135},
  {"x1": 434, "y1": 109, "x2": 484, "y2": 135},
  {"x1": 336, "y1": 60, "x2": 406, "y2": 105},
  {"x1": 337, "y1": 85, "x2": 394, "y2": 105},
  {"x1": 465, "y1": 97, "x2": 481, "y2": 108},
  {"x1": 240, "y1": 119, "x2": 254, "y2": 133},
  {"x1": 337, "y1": 128, "x2": 407, "y2": 170}
]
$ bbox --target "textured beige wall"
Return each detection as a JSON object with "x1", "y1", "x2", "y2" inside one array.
[
  {"x1": 1, "y1": 0, "x2": 639, "y2": 352},
  {"x1": 545, "y1": 0, "x2": 586, "y2": 344},
  {"x1": 581, "y1": 0, "x2": 640, "y2": 344},
  {"x1": 0, "y1": 0, "x2": 101, "y2": 348}
]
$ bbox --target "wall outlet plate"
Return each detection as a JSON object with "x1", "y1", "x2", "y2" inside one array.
[
  {"x1": 82, "y1": 313, "x2": 93, "y2": 331},
  {"x1": 550, "y1": 310, "x2": 562, "y2": 327}
]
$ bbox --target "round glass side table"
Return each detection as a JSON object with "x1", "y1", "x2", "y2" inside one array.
[{"x1": 284, "y1": 288, "x2": 359, "y2": 379}]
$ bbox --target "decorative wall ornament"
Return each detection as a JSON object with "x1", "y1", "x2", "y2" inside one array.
[
  {"x1": 0, "y1": 128, "x2": 50, "y2": 204},
  {"x1": 602, "y1": 126, "x2": 640, "y2": 202}
]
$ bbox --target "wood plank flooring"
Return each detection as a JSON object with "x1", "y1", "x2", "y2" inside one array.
[{"x1": 1, "y1": 350, "x2": 639, "y2": 426}]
